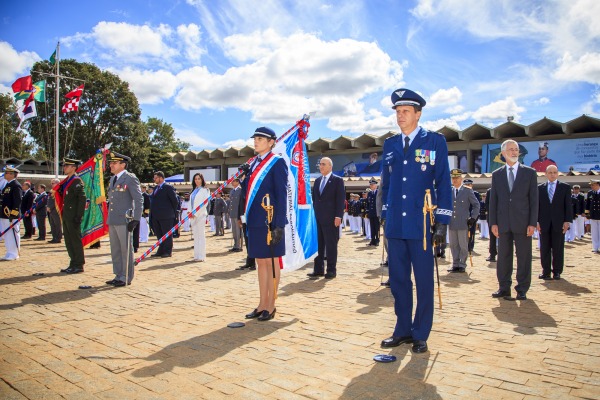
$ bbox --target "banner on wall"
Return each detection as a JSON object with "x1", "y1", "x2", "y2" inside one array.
[{"x1": 481, "y1": 138, "x2": 600, "y2": 173}]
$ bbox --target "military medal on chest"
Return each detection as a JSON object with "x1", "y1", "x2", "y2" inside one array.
[{"x1": 430, "y1": 150, "x2": 436, "y2": 165}]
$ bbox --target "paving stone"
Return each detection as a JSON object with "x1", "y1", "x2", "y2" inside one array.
[{"x1": 1, "y1": 229, "x2": 599, "y2": 399}]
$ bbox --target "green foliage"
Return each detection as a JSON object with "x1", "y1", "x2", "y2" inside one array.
[
  {"x1": 0, "y1": 93, "x2": 35, "y2": 159},
  {"x1": 137, "y1": 117, "x2": 191, "y2": 182},
  {"x1": 29, "y1": 59, "x2": 150, "y2": 176}
]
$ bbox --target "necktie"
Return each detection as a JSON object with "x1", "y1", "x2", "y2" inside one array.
[
  {"x1": 454, "y1": 188, "x2": 458, "y2": 198},
  {"x1": 508, "y1": 167, "x2": 515, "y2": 192},
  {"x1": 404, "y1": 136, "x2": 410, "y2": 155},
  {"x1": 320, "y1": 177, "x2": 327, "y2": 194},
  {"x1": 253, "y1": 157, "x2": 262, "y2": 171},
  {"x1": 549, "y1": 182, "x2": 555, "y2": 202}
]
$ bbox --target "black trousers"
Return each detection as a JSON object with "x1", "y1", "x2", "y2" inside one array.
[
  {"x1": 497, "y1": 231, "x2": 532, "y2": 294},
  {"x1": 152, "y1": 218, "x2": 174, "y2": 256},
  {"x1": 48, "y1": 210, "x2": 62, "y2": 241},
  {"x1": 489, "y1": 227, "x2": 497, "y2": 257},
  {"x1": 369, "y1": 215, "x2": 380, "y2": 244},
  {"x1": 36, "y1": 213, "x2": 46, "y2": 239},
  {"x1": 314, "y1": 221, "x2": 340, "y2": 275},
  {"x1": 133, "y1": 221, "x2": 140, "y2": 251},
  {"x1": 540, "y1": 228, "x2": 565, "y2": 275},
  {"x1": 242, "y1": 223, "x2": 255, "y2": 267},
  {"x1": 23, "y1": 215, "x2": 33, "y2": 237},
  {"x1": 63, "y1": 219, "x2": 85, "y2": 268}
]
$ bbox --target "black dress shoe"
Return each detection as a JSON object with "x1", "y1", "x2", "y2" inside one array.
[
  {"x1": 381, "y1": 336, "x2": 413, "y2": 348},
  {"x1": 516, "y1": 292, "x2": 527, "y2": 300},
  {"x1": 324, "y1": 273, "x2": 336, "y2": 279},
  {"x1": 34, "y1": 238, "x2": 45, "y2": 241},
  {"x1": 538, "y1": 273, "x2": 552, "y2": 280},
  {"x1": 65, "y1": 268, "x2": 84, "y2": 274},
  {"x1": 48, "y1": 240, "x2": 61, "y2": 243},
  {"x1": 492, "y1": 289, "x2": 511, "y2": 298},
  {"x1": 486, "y1": 256, "x2": 496, "y2": 262},
  {"x1": 553, "y1": 274, "x2": 561, "y2": 280},
  {"x1": 247, "y1": 265, "x2": 256, "y2": 270},
  {"x1": 245, "y1": 309, "x2": 263, "y2": 319},
  {"x1": 113, "y1": 280, "x2": 126, "y2": 287},
  {"x1": 160, "y1": 254, "x2": 172, "y2": 258},
  {"x1": 257, "y1": 309, "x2": 276, "y2": 321},
  {"x1": 447, "y1": 267, "x2": 459, "y2": 272},
  {"x1": 106, "y1": 279, "x2": 118, "y2": 285},
  {"x1": 412, "y1": 340, "x2": 428, "y2": 353},
  {"x1": 381, "y1": 280, "x2": 390, "y2": 288},
  {"x1": 307, "y1": 272, "x2": 324, "y2": 278},
  {"x1": 21, "y1": 235, "x2": 32, "y2": 239},
  {"x1": 60, "y1": 267, "x2": 70, "y2": 273},
  {"x1": 150, "y1": 253, "x2": 161, "y2": 257}
]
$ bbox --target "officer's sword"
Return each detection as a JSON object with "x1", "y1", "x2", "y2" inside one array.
[
  {"x1": 261, "y1": 194, "x2": 277, "y2": 300},
  {"x1": 467, "y1": 230, "x2": 474, "y2": 268},
  {"x1": 424, "y1": 189, "x2": 442, "y2": 310}
]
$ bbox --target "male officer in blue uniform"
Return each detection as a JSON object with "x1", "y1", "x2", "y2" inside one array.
[
  {"x1": 367, "y1": 179, "x2": 380, "y2": 246},
  {"x1": 380, "y1": 88, "x2": 452, "y2": 353}
]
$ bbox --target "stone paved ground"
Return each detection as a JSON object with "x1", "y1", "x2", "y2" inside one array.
[{"x1": 1, "y1": 226, "x2": 599, "y2": 399}]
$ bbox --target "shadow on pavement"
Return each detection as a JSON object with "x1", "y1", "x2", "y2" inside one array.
[
  {"x1": 278, "y1": 278, "x2": 328, "y2": 297},
  {"x1": 0, "y1": 272, "x2": 63, "y2": 285},
  {"x1": 440, "y1": 272, "x2": 481, "y2": 287},
  {"x1": 491, "y1": 298, "x2": 556, "y2": 335},
  {"x1": 196, "y1": 269, "x2": 245, "y2": 282},
  {"x1": 356, "y1": 289, "x2": 392, "y2": 314},
  {"x1": 541, "y1": 278, "x2": 592, "y2": 296},
  {"x1": 131, "y1": 318, "x2": 298, "y2": 377},
  {"x1": 0, "y1": 286, "x2": 116, "y2": 310},
  {"x1": 340, "y1": 347, "x2": 441, "y2": 399}
]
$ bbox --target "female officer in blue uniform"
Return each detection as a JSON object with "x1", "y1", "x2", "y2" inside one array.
[
  {"x1": 242, "y1": 127, "x2": 288, "y2": 321},
  {"x1": 380, "y1": 88, "x2": 452, "y2": 353}
]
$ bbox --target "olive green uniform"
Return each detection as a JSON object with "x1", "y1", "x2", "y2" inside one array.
[{"x1": 62, "y1": 175, "x2": 87, "y2": 269}]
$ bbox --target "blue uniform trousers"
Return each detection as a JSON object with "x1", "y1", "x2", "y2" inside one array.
[{"x1": 388, "y1": 237, "x2": 434, "y2": 341}]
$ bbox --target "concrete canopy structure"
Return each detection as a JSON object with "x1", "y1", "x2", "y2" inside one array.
[{"x1": 170, "y1": 115, "x2": 600, "y2": 191}]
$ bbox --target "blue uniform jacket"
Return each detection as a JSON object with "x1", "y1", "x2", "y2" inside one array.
[
  {"x1": 243, "y1": 157, "x2": 288, "y2": 229},
  {"x1": 381, "y1": 128, "x2": 452, "y2": 240}
]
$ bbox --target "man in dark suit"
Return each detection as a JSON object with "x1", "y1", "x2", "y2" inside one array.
[
  {"x1": 367, "y1": 179, "x2": 380, "y2": 246},
  {"x1": 484, "y1": 187, "x2": 497, "y2": 262},
  {"x1": 150, "y1": 171, "x2": 179, "y2": 257},
  {"x1": 34, "y1": 184, "x2": 48, "y2": 241},
  {"x1": 308, "y1": 157, "x2": 345, "y2": 279},
  {"x1": 537, "y1": 165, "x2": 573, "y2": 280},
  {"x1": 489, "y1": 139, "x2": 539, "y2": 301},
  {"x1": 20, "y1": 181, "x2": 35, "y2": 239}
]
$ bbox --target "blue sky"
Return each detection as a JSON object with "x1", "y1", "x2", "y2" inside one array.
[{"x1": 1, "y1": 0, "x2": 599, "y2": 150}]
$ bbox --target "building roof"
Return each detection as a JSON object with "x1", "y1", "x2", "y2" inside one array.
[{"x1": 171, "y1": 115, "x2": 600, "y2": 161}]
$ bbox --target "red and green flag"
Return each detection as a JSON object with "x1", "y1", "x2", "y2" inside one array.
[{"x1": 54, "y1": 148, "x2": 110, "y2": 247}]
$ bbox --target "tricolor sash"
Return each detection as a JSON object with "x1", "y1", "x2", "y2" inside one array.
[{"x1": 244, "y1": 152, "x2": 280, "y2": 221}]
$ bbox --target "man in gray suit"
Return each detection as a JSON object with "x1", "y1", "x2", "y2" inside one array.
[
  {"x1": 106, "y1": 152, "x2": 143, "y2": 287},
  {"x1": 212, "y1": 192, "x2": 227, "y2": 236},
  {"x1": 448, "y1": 169, "x2": 480, "y2": 273},
  {"x1": 228, "y1": 178, "x2": 243, "y2": 252},
  {"x1": 489, "y1": 139, "x2": 539, "y2": 300}
]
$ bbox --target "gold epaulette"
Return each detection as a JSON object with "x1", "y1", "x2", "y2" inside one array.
[{"x1": 10, "y1": 209, "x2": 19, "y2": 216}]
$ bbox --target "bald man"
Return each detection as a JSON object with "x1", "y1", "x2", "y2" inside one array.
[{"x1": 537, "y1": 165, "x2": 573, "y2": 280}]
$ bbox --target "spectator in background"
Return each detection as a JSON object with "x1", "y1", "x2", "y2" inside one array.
[
  {"x1": 34, "y1": 184, "x2": 48, "y2": 241},
  {"x1": 47, "y1": 178, "x2": 62, "y2": 244},
  {"x1": 150, "y1": 171, "x2": 178, "y2": 258},
  {"x1": 189, "y1": 173, "x2": 210, "y2": 262},
  {"x1": 228, "y1": 178, "x2": 243, "y2": 253},
  {"x1": 20, "y1": 181, "x2": 35, "y2": 239},
  {"x1": 212, "y1": 191, "x2": 227, "y2": 236}
]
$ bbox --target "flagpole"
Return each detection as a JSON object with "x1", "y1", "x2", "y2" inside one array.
[{"x1": 54, "y1": 42, "x2": 60, "y2": 177}]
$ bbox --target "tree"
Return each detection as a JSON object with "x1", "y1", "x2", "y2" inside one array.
[
  {"x1": 139, "y1": 117, "x2": 191, "y2": 182},
  {"x1": 28, "y1": 60, "x2": 150, "y2": 177},
  {"x1": 0, "y1": 93, "x2": 35, "y2": 159}
]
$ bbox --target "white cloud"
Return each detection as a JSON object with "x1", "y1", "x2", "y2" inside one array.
[
  {"x1": 421, "y1": 118, "x2": 461, "y2": 132},
  {"x1": 444, "y1": 105, "x2": 464, "y2": 114},
  {"x1": 94, "y1": 22, "x2": 175, "y2": 59},
  {"x1": 174, "y1": 127, "x2": 218, "y2": 149},
  {"x1": 471, "y1": 97, "x2": 525, "y2": 122},
  {"x1": 223, "y1": 138, "x2": 253, "y2": 148},
  {"x1": 111, "y1": 67, "x2": 178, "y2": 104},
  {"x1": 175, "y1": 30, "x2": 405, "y2": 133},
  {"x1": 554, "y1": 52, "x2": 600, "y2": 85},
  {"x1": 0, "y1": 41, "x2": 40, "y2": 82},
  {"x1": 532, "y1": 97, "x2": 550, "y2": 107},
  {"x1": 428, "y1": 86, "x2": 462, "y2": 107},
  {"x1": 177, "y1": 24, "x2": 205, "y2": 62}
]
